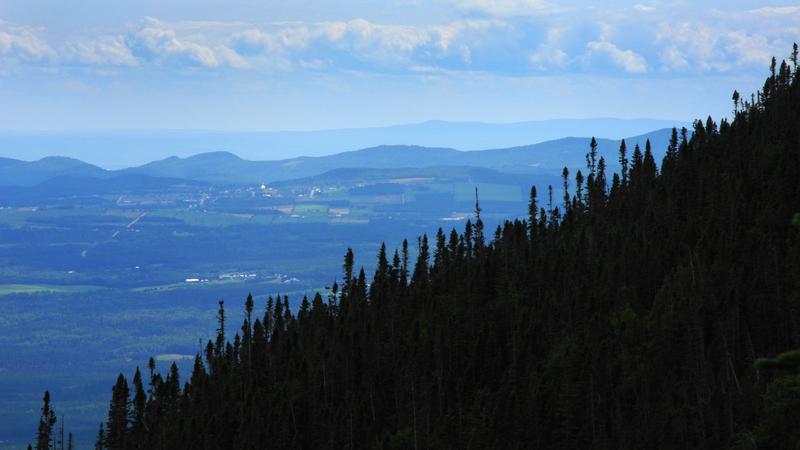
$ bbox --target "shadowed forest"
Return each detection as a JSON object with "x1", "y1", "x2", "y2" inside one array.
[{"x1": 30, "y1": 47, "x2": 800, "y2": 449}]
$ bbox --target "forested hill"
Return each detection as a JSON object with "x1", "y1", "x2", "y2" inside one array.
[{"x1": 34, "y1": 49, "x2": 800, "y2": 449}]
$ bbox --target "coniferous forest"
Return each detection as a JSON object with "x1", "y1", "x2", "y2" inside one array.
[{"x1": 32, "y1": 46, "x2": 800, "y2": 449}]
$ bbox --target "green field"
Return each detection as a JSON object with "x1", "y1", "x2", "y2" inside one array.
[
  {"x1": 152, "y1": 209, "x2": 270, "y2": 227},
  {"x1": 292, "y1": 203, "x2": 329, "y2": 215},
  {"x1": 0, "y1": 284, "x2": 102, "y2": 296}
]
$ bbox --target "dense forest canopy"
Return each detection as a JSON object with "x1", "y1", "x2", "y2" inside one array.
[{"x1": 32, "y1": 45, "x2": 800, "y2": 449}]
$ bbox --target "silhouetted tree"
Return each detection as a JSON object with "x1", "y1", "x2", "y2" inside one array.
[{"x1": 35, "y1": 391, "x2": 56, "y2": 450}]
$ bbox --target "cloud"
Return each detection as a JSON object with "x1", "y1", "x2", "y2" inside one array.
[
  {"x1": 214, "y1": 45, "x2": 249, "y2": 68},
  {"x1": 722, "y1": 31, "x2": 775, "y2": 67},
  {"x1": 64, "y1": 36, "x2": 138, "y2": 66},
  {"x1": 130, "y1": 17, "x2": 224, "y2": 67},
  {"x1": 659, "y1": 46, "x2": 688, "y2": 71},
  {"x1": 0, "y1": 20, "x2": 54, "y2": 62},
  {"x1": 230, "y1": 20, "x2": 431, "y2": 69},
  {"x1": 529, "y1": 26, "x2": 569, "y2": 70},
  {"x1": 454, "y1": 0, "x2": 555, "y2": 16},
  {"x1": 229, "y1": 18, "x2": 510, "y2": 71},
  {"x1": 231, "y1": 25, "x2": 315, "y2": 56},
  {"x1": 655, "y1": 22, "x2": 717, "y2": 71},
  {"x1": 748, "y1": 6, "x2": 800, "y2": 16},
  {"x1": 633, "y1": 4, "x2": 656, "y2": 13},
  {"x1": 586, "y1": 40, "x2": 648, "y2": 73},
  {"x1": 529, "y1": 47, "x2": 568, "y2": 69},
  {"x1": 655, "y1": 20, "x2": 789, "y2": 73},
  {"x1": 0, "y1": 2, "x2": 793, "y2": 79},
  {"x1": 316, "y1": 19, "x2": 435, "y2": 66}
]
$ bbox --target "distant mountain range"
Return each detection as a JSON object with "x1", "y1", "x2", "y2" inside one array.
[
  {"x1": 0, "y1": 128, "x2": 674, "y2": 189},
  {"x1": 0, "y1": 118, "x2": 689, "y2": 168}
]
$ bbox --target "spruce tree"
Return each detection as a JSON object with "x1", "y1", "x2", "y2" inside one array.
[
  {"x1": 214, "y1": 301, "x2": 226, "y2": 362},
  {"x1": 562, "y1": 167, "x2": 570, "y2": 212},
  {"x1": 588, "y1": 137, "x2": 598, "y2": 176},
  {"x1": 106, "y1": 374, "x2": 130, "y2": 450},
  {"x1": 401, "y1": 239, "x2": 409, "y2": 286},
  {"x1": 131, "y1": 367, "x2": 146, "y2": 437},
  {"x1": 618, "y1": 139, "x2": 628, "y2": 186},
  {"x1": 528, "y1": 186, "x2": 538, "y2": 240},
  {"x1": 94, "y1": 424, "x2": 105, "y2": 450},
  {"x1": 35, "y1": 391, "x2": 56, "y2": 450},
  {"x1": 473, "y1": 188, "x2": 485, "y2": 252},
  {"x1": 343, "y1": 248, "x2": 355, "y2": 293}
]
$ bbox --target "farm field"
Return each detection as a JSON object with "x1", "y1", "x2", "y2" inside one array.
[{"x1": 0, "y1": 284, "x2": 102, "y2": 296}]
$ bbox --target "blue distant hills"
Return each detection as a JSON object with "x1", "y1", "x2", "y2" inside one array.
[
  {"x1": 0, "y1": 118, "x2": 689, "y2": 169},
  {"x1": 0, "y1": 127, "x2": 678, "y2": 189}
]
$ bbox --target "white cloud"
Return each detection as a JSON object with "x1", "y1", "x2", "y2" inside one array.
[
  {"x1": 454, "y1": 0, "x2": 554, "y2": 16},
  {"x1": 214, "y1": 45, "x2": 249, "y2": 68},
  {"x1": 655, "y1": 22, "x2": 718, "y2": 71},
  {"x1": 230, "y1": 20, "x2": 431, "y2": 68},
  {"x1": 132, "y1": 17, "x2": 223, "y2": 67},
  {"x1": 529, "y1": 26, "x2": 569, "y2": 70},
  {"x1": 0, "y1": 3, "x2": 793, "y2": 79},
  {"x1": 323, "y1": 19, "x2": 433, "y2": 65},
  {"x1": 586, "y1": 40, "x2": 648, "y2": 73},
  {"x1": 232, "y1": 25, "x2": 314, "y2": 54},
  {"x1": 748, "y1": 6, "x2": 800, "y2": 16},
  {"x1": 655, "y1": 20, "x2": 788, "y2": 73},
  {"x1": 229, "y1": 18, "x2": 507, "y2": 69},
  {"x1": 659, "y1": 46, "x2": 688, "y2": 71},
  {"x1": 0, "y1": 20, "x2": 54, "y2": 61},
  {"x1": 530, "y1": 47, "x2": 568, "y2": 69},
  {"x1": 722, "y1": 31, "x2": 774, "y2": 66},
  {"x1": 64, "y1": 36, "x2": 138, "y2": 66}
]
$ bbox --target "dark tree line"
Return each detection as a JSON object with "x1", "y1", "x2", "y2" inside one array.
[{"x1": 36, "y1": 45, "x2": 800, "y2": 449}]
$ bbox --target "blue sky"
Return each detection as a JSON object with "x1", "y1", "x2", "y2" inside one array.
[{"x1": 0, "y1": 0, "x2": 797, "y2": 130}]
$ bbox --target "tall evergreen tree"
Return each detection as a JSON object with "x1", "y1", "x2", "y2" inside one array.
[
  {"x1": 588, "y1": 137, "x2": 598, "y2": 176},
  {"x1": 94, "y1": 424, "x2": 105, "y2": 450},
  {"x1": 528, "y1": 186, "x2": 538, "y2": 240},
  {"x1": 106, "y1": 374, "x2": 130, "y2": 450},
  {"x1": 618, "y1": 139, "x2": 628, "y2": 186},
  {"x1": 35, "y1": 391, "x2": 56, "y2": 450},
  {"x1": 130, "y1": 367, "x2": 146, "y2": 438}
]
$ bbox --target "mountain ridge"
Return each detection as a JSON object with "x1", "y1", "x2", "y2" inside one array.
[
  {"x1": 0, "y1": 128, "x2": 675, "y2": 187},
  {"x1": 0, "y1": 118, "x2": 690, "y2": 168}
]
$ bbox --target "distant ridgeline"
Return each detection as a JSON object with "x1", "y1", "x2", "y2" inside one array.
[{"x1": 32, "y1": 46, "x2": 800, "y2": 449}]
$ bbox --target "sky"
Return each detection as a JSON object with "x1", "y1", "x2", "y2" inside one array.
[{"x1": 0, "y1": 0, "x2": 797, "y2": 131}]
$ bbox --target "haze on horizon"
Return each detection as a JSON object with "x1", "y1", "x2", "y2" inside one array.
[{"x1": 1, "y1": 0, "x2": 797, "y2": 133}]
